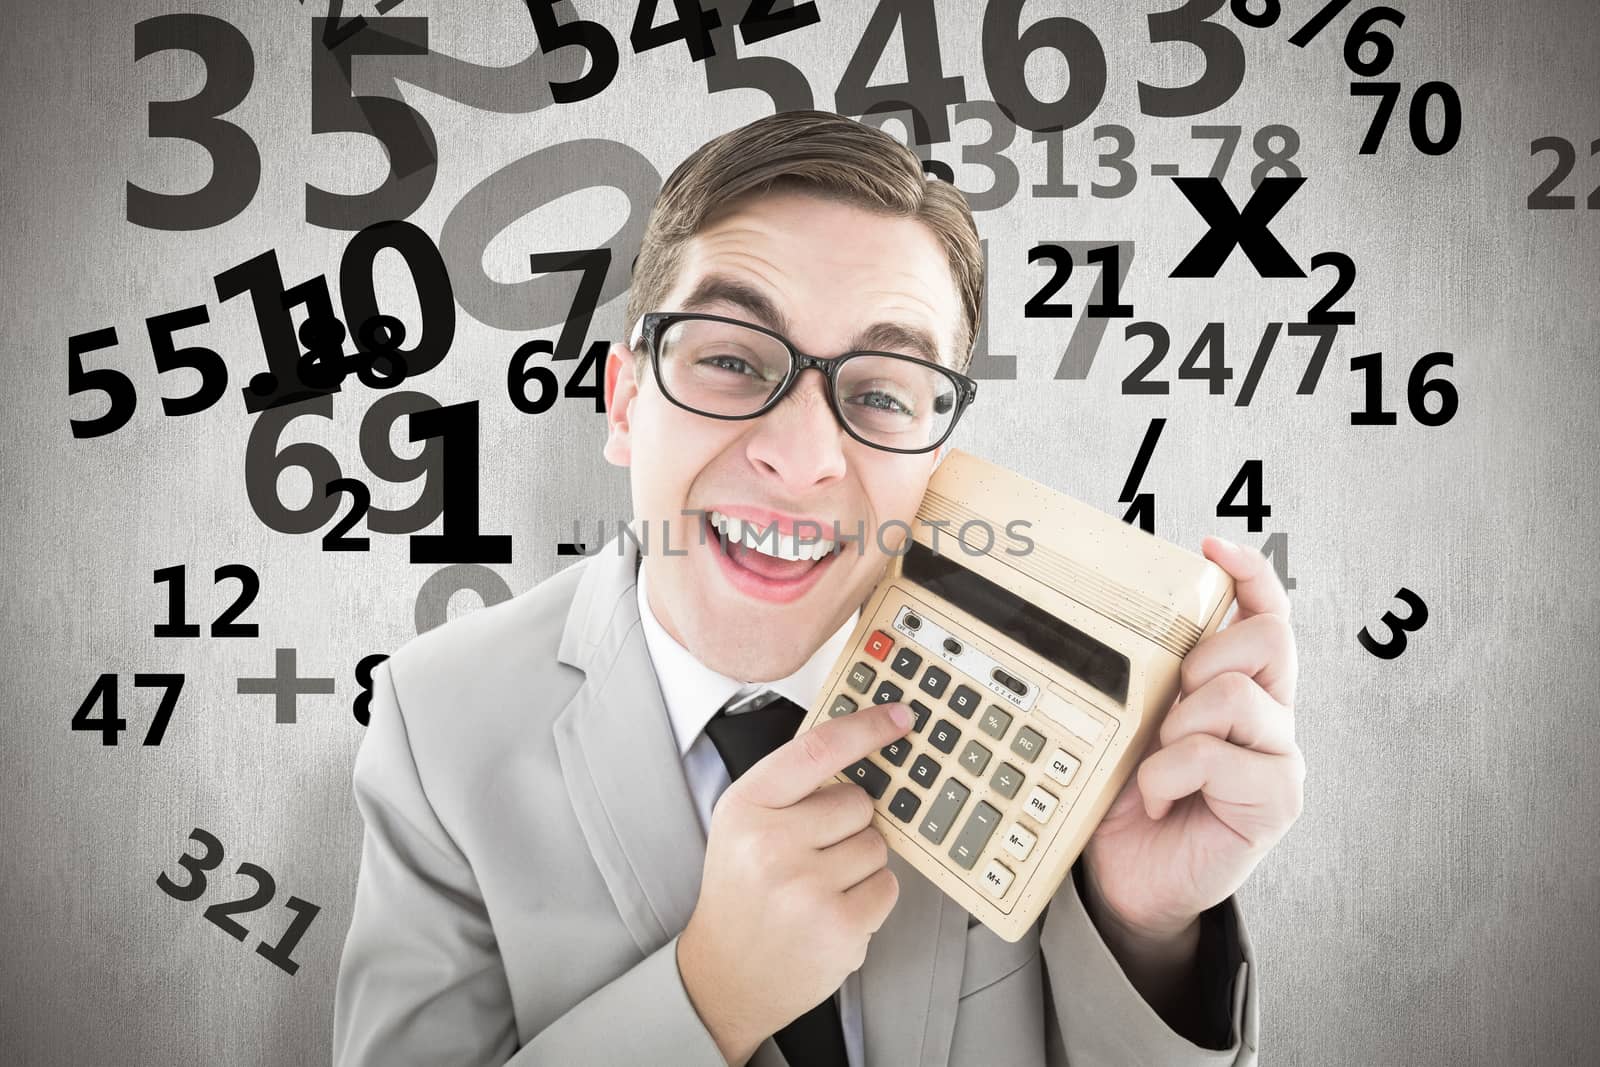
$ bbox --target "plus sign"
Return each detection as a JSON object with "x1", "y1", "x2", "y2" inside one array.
[{"x1": 237, "y1": 647, "x2": 337, "y2": 724}]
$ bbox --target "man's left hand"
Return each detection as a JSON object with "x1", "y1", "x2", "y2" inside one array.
[{"x1": 1081, "y1": 535, "x2": 1304, "y2": 945}]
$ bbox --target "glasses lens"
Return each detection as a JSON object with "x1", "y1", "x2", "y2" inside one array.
[
  {"x1": 835, "y1": 353, "x2": 960, "y2": 451},
  {"x1": 655, "y1": 317, "x2": 791, "y2": 416}
]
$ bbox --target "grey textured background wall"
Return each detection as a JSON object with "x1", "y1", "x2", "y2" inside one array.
[{"x1": 2, "y1": 0, "x2": 1597, "y2": 1063}]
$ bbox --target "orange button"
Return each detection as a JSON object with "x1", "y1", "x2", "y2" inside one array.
[{"x1": 864, "y1": 630, "x2": 894, "y2": 661}]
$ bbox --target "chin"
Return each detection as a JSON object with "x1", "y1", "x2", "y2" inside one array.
[{"x1": 704, "y1": 617, "x2": 825, "y2": 684}]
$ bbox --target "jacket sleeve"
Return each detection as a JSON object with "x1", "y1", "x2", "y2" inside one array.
[
  {"x1": 1039, "y1": 862, "x2": 1259, "y2": 1066},
  {"x1": 332, "y1": 661, "x2": 728, "y2": 1067}
]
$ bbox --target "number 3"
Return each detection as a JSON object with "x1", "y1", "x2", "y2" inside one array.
[
  {"x1": 1358, "y1": 588, "x2": 1429, "y2": 660},
  {"x1": 156, "y1": 828, "x2": 226, "y2": 903},
  {"x1": 1138, "y1": 0, "x2": 1246, "y2": 119},
  {"x1": 128, "y1": 14, "x2": 260, "y2": 231}
]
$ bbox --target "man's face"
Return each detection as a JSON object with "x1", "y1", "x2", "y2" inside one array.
[{"x1": 602, "y1": 188, "x2": 965, "y2": 681}]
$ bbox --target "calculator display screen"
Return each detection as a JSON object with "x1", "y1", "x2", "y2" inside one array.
[{"x1": 902, "y1": 543, "x2": 1130, "y2": 705}]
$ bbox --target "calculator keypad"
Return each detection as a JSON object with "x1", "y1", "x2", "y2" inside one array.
[
  {"x1": 889, "y1": 788, "x2": 921, "y2": 823},
  {"x1": 872, "y1": 680, "x2": 904, "y2": 705},
  {"x1": 890, "y1": 648, "x2": 922, "y2": 678},
  {"x1": 881, "y1": 737, "x2": 912, "y2": 766},
  {"x1": 907, "y1": 700, "x2": 931, "y2": 733},
  {"x1": 920, "y1": 779, "x2": 969, "y2": 844},
  {"x1": 979, "y1": 706, "x2": 1012, "y2": 740},
  {"x1": 928, "y1": 720, "x2": 961, "y2": 754},
  {"x1": 947, "y1": 684, "x2": 980, "y2": 718},
  {"x1": 820, "y1": 600, "x2": 1100, "y2": 913},
  {"x1": 948, "y1": 800, "x2": 1001, "y2": 870},
  {"x1": 846, "y1": 759, "x2": 891, "y2": 799},
  {"x1": 847, "y1": 663, "x2": 875, "y2": 694},
  {"x1": 989, "y1": 763, "x2": 1024, "y2": 798},
  {"x1": 958, "y1": 740, "x2": 991, "y2": 776},
  {"x1": 1010, "y1": 727, "x2": 1045, "y2": 763}
]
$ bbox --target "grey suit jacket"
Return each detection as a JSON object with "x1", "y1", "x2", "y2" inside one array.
[{"x1": 332, "y1": 533, "x2": 1260, "y2": 1066}]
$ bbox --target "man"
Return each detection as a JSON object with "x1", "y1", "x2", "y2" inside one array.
[{"x1": 333, "y1": 109, "x2": 1301, "y2": 1066}]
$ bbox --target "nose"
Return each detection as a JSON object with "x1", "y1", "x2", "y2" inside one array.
[{"x1": 743, "y1": 368, "x2": 848, "y2": 491}]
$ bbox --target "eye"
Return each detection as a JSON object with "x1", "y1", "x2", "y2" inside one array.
[
  {"x1": 699, "y1": 353, "x2": 763, "y2": 377},
  {"x1": 846, "y1": 388, "x2": 914, "y2": 416}
]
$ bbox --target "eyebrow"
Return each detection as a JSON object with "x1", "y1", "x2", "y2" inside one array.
[
  {"x1": 678, "y1": 272, "x2": 948, "y2": 368},
  {"x1": 848, "y1": 321, "x2": 942, "y2": 366},
  {"x1": 680, "y1": 274, "x2": 793, "y2": 335}
]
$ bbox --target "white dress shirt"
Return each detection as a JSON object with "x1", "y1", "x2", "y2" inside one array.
[{"x1": 636, "y1": 559, "x2": 866, "y2": 1067}]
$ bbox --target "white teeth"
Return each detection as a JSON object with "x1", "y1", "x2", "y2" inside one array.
[{"x1": 708, "y1": 510, "x2": 837, "y2": 562}]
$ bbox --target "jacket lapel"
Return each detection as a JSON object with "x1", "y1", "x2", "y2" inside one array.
[
  {"x1": 553, "y1": 530, "x2": 708, "y2": 953},
  {"x1": 859, "y1": 850, "x2": 971, "y2": 1067}
]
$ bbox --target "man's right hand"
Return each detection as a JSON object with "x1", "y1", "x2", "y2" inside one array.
[{"x1": 677, "y1": 700, "x2": 915, "y2": 1066}]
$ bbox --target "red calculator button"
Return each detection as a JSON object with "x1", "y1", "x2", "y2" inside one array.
[{"x1": 865, "y1": 630, "x2": 894, "y2": 661}]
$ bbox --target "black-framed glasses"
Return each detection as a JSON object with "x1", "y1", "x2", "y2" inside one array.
[{"x1": 636, "y1": 311, "x2": 978, "y2": 455}]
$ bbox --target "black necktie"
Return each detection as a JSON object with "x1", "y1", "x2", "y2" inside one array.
[{"x1": 703, "y1": 691, "x2": 851, "y2": 1067}]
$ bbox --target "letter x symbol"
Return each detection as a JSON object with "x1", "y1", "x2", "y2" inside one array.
[{"x1": 1171, "y1": 176, "x2": 1308, "y2": 279}]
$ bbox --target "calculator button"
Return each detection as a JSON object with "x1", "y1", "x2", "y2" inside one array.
[
  {"x1": 981, "y1": 859, "x2": 1015, "y2": 899},
  {"x1": 888, "y1": 788, "x2": 922, "y2": 824},
  {"x1": 890, "y1": 647, "x2": 922, "y2": 679},
  {"x1": 844, "y1": 759, "x2": 891, "y2": 799},
  {"x1": 846, "y1": 662, "x2": 875, "y2": 694},
  {"x1": 1024, "y1": 785, "x2": 1058, "y2": 823},
  {"x1": 880, "y1": 738, "x2": 911, "y2": 766},
  {"x1": 1002, "y1": 822, "x2": 1037, "y2": 861},
  {"x1": 948, "y1": 684, "x2": 979, "y2": 718},
  {"x1": 919, "y1": 778, "x2": 971, "y2": 845},
  {"x1": 872, "y1": 680, "x2": 904, "y2": 705},
  {"x1": 908, "y1": 699, "x2": 931, "y2": 733},
  {"x1": 828, "y1": 694, "x2": 858, "y2": 718},
  {"x1": 864, "y1": 630, "x2": 894, "y2": 661},
  {"x1": 958, "y1": 740, "x2": 991, "y2": 776},
  {"x1": 919, "y1": 666, "x2": 950, "y2": 698},
  {"x1": 948, "y1": 801, "x2": 1002, "y2": 870},
  {"x1": 928, "y1": 719, "x2": 961, "y2": 754},
  {"x1": 1045, "y1": 748, "x2": 1080, "y2": 786},
  {"x1": 979, "y1": 705, "x2": 1012, "y2": 740},
  {"x1": 989, "y1": 763, "x2": 1024, "y2": 798},
  {"x1": 909, "y1": 754, "x2": 941, "y2": 788},
  {"x1": 1010, "y1": 726, "x2": 1045, "y2": 763}
]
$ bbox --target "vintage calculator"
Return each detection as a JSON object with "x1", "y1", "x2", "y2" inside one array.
[{"x1": 797, "y1": 449, "x2": 1236, "y2": 942}]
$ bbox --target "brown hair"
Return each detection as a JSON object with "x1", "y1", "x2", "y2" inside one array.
[{"x1": 625, "y1": 110, "x2": 983, "y2": 374}]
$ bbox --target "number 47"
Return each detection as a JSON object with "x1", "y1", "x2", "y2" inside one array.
[{"x1": 71, "y1": 673, "x2": 185, "y2": 746}]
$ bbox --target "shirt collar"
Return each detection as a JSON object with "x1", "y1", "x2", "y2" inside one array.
[{"x1": 636, "y1": 557, "x2": 862, "y2": 758}]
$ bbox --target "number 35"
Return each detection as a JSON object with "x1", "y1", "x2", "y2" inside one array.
[{"x1": 128, "y1": 13, "x2": 434, "y2": 231}]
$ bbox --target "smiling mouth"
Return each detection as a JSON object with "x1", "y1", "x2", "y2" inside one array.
[{"x1": 704, "y1": 510, "x2": 844, "y2": 583}]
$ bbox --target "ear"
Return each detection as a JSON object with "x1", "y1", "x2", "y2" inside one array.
[{"x1": 602, "y1": 342, "x2": 639, "y2": 467}]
